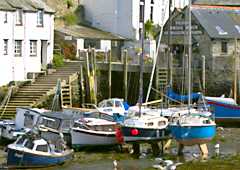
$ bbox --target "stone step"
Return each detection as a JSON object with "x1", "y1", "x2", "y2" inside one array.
[
  {"x1": 7, "y1": 102, "x2": 32, "y2": 106},
  {"x1": 16, "y1": 93, "x2": 44, "y2": 97},
  {"x1": 17, "y1": 88, "x2": 51, "y2": 92}
]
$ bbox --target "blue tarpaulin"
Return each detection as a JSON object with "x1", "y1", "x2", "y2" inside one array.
[{"x1": 166, "y1": 87, "x2": 201, "y2": 102}]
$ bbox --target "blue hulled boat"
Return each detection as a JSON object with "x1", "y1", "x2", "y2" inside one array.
[
  {"x1": 207, "y1": 99, "x2": 240, "y2": 124},
  {"x1": 169, "y1": 113, "x2": 216, "y2": 145},
  {"x1": 7, "y1": 134, "x2": 73, "y2": 168}
]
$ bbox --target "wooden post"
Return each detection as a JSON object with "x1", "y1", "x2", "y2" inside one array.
[
  {"x1": 199, "y1": 143, "x2": 208, "y2": 160},
  {"x1": 85, "y1": 50, "x2": 91, "y2": 103},
  {"x1": 202, "y1": 55, "x2": 206, "y2": 94},
  {"x1": 80, "y1": 65, "x2": 85, "y2": 105},
  {"x1": 234, "y1": 39, "x2": 238, "y2": 102},
  {"x1": 108, "y1": 50, "x2": 112, "y2": 98},
  {"x1": 92, "y1": 48, "x2": 97, "y2": 104},
  {"x1": 123, "y1": 50, "x2": 128, "y2": 101}
]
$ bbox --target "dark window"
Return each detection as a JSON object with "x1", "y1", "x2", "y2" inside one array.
[
  {"x1": 100, "y1": 113, "x2": 114, "y2": 122},
  {"x1": 139, "y1": 5, "x2": 144, "y2": 23},
  {"x1": 84, "y1": 39, "x2": 100, "y2": 49},
  {"x1": 4, "y1": 12, "x2": 7, "y2": 23},
  {"x1": 3, "y1": 39, "x2": 8, "y2": 55},
  {"x1": 24, "y1": 112, "x2": 34, "y2": 128},
  {"x1": 151, "y1": 0, "x2": 154, "y2": 4},
  {"x1": 14, "y1": 40, "x2": 22, "y2": 56},
  {"x1": 25, "y1": 140, "x2": 34, "y2": 149},
  {"x1": 16, "y1": 137, "x2": 25, "y2": 145},
  {"x1": 150, "y1": 6, "x2": 153, "y2": 21},
  {"x1": 36, "y1": 145, "x2": 48, "y2": 152},
  {"x1": 221, "y1": 41, "x2": 228, "y2": 53}
]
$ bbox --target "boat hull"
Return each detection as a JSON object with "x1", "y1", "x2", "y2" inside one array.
[
  {"x1": 207, "y1": 100, "x2": 240, "y2": 124},
  {"x1": 121, "y1": 126, "x2": 171, "y2": 143},
  {"x1": 7, "y1": 148, "x2": 73, "y2": 168},
  {"x1": 169, "y1": 125, "x2": 216, "y2": 146},
  {"x1": 71, "y1": 128, "x2": 117, "y2": 148}
]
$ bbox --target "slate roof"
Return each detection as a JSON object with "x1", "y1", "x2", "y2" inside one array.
[
  {"x1": 0, "y1": 0, "x2": 54, "y2": 13},
  {"x1": 192, "y1": 8, "x2": 240, "y2": 39},
  {"x1": 55, "y1": 25, "x2": 126, "y2": 40}
]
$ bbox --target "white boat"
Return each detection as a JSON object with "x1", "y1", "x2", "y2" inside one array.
[
  {"x1": 71, "y1": 117, "x2": 117, "y2": 148},
  {"x1": 120, "y1": 109, "x2": 170, "y2": 142},
  {"x1": 1, "y1": 107, "x2": 47, "y2": 141}
]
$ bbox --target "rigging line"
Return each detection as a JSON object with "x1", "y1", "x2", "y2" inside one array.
[{"x1": 145, "y1": 1, "x2": 169, "y2": 103}]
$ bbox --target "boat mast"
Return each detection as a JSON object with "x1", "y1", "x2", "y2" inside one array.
[
  {"x1": 138, "y1": 0, "x2": 145, "y2": 117},
  {"x1": 188, "y1": 0, "x2": 192, "y2": 109}
]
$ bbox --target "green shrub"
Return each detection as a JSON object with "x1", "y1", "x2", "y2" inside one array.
[
  {"x1": 53, "y1": 54, "x2": 64, "y2": 68},
  {"x1": 63, "y1": 12, "x2": 78, "y2": 25}
]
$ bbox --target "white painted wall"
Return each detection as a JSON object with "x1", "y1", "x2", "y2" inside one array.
[
  {"x1": 0, "y1": 10, "x2": 54, "y2": 86},
  {"x1": 81, "y1": 0, "x2": 188, "y2": 40},
  {"x1": 76, "y1": 38, "x2": 112, "y2": 52}
]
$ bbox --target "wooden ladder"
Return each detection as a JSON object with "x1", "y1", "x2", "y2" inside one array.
[{"x1": 155, "y1": 68, "x2": 168, "y2": 99}]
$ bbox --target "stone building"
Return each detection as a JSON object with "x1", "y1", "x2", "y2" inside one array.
[{"x1": 162, "y1": 4, "x2": 240, "y2": 71}]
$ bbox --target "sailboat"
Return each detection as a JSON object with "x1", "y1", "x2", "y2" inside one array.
[
  {"x1": 119, "y1": 1, "x2": 170, "y2": 143},
  {"x1": 168, "y1": 2, "x2": 216, "y2": 147}
]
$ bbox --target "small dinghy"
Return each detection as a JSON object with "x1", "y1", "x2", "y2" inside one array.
[{"x1": 7, "y1": 132, "x2": 73, "y2": 168}]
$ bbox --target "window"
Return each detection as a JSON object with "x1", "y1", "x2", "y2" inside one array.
[
  {"x1": 221, "y1": 41, "x2": 228, "y2": 53},
  {"x1": 84, "y1": 39, "x2": 100, "y2": 49},
  {"x1": 151, "y1": 0, "x2": 154, "y2": 4},
  {"x1": 14, "y1": 40, "x2": 22, "y2": 56},
  {"x1": 25, "y1": 140, "x2": 34, "y2": 149},
  {"x1": 3, "y1": 39, "x2": 8, "y2": 55},
  {"x1": 37, "y1": 10, "x2": 44, "y2": 26},
  {"x1": 139, "y1": 4, "x2": 144, "y2": 23},
  {"x1": 16, "y1": 9, "x2": 23, "y2": 25},
  {"x1": 30, "y1": 40, "x2": 37, "y2": 56},
  {"x1": 150, "y1": 6, "x2": 153, "y2": 21},
  {"x1": 24, "y1": 112, "x2": 34, "y2": 128},
  {"x1": 36, "y1": 145, "x2": 48, "y2": 152},
  {"x1": 4, "y1": 12, "x2": 7, "y2": 23}
]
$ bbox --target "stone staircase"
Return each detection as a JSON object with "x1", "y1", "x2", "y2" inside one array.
[{"x1": 0, "y1": 61, "x2": 82, "y2": 120}]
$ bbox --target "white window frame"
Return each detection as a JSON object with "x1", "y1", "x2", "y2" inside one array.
[
  {"x1": 30, "y1": 40, "x2": 37, "y2": 56},
  {"x1": 3, "y1": 39, "x2": 8, "y2": 55},
  {"x1": 14, "y1": 40, "x2": 22, "y2": 57},
  {"x1": 4, "y1": 12, "x2": 8, "y2": 23},
  {"x1": 16, "y1": 9, "x2": 23, "y2": 25},
  {"x1": 37, "y1": 10, "x2": 44, "y2": 27}
]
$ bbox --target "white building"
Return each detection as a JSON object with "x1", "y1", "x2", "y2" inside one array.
[
  {"x1": 0, "y1": 0, "x2": 54, "y2": 86},
  {"x1": 80, "y1": 0, "x2": 188, "y2": 40},
  {"x1": 80, "y1": 0, "x2": 188, "y2": 60}
]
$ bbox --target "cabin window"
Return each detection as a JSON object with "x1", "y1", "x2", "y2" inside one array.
[
  {"x1": 37, "y1": 10, "x2": 44, "y2": 26},
  {"x1": 139, "y1": 4, "x2": 144, "y2": 23},
  {"x1": 16, "y1": 9, "x2": 23, "y2": 25},
  {"x1": 151, "y1": 0, "x2": 154, "y2": 4},
  {"x1": 41, "y1": 117, "x2": 60, "y2": 130},
  {"x1": 4, "y1": 12, "x2": 7, "y2": 23},
  {"x1": 115, "y1": 101, "x2": 122, "y2": 108},
  {"x1": 158, "y1": 121, "x2": 166, "y2": 126},
  {"x1": 147, "y1": 122, "x2": 154, "y2": 126},
  {"x1": 221, "y1": 41, "x2": 228, "y2": 53},
  {"x1": 16, "y1": 137, "x2": 25, "y2": 145},
  {"x1": 84, "y1": 39, "x2": 100, "y2": 49},
  {"x1": 61, "y1": 120, "x2": 71, "y2": 130},
  {"x1": 36, "y1": 145, "x2": 48, "y2": 152},
  {"x1": 14, "y1": 40, "x2": 22, "y2": 56},
  {"x1": 100, "y1": 114, "x2": 114, "y2": 122},
  {"x1": 3, "y1": 39, "x2": 8, "y2": 55},
  {"x1": 25, "y1": 140, "x2": 34, "y2": 149},
  {"x1": 30, "y1": 40, "x2": 37, "y2": 56},
  {"x1": 24, "y1": 112, "x2": 34, "y2": 128}
]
